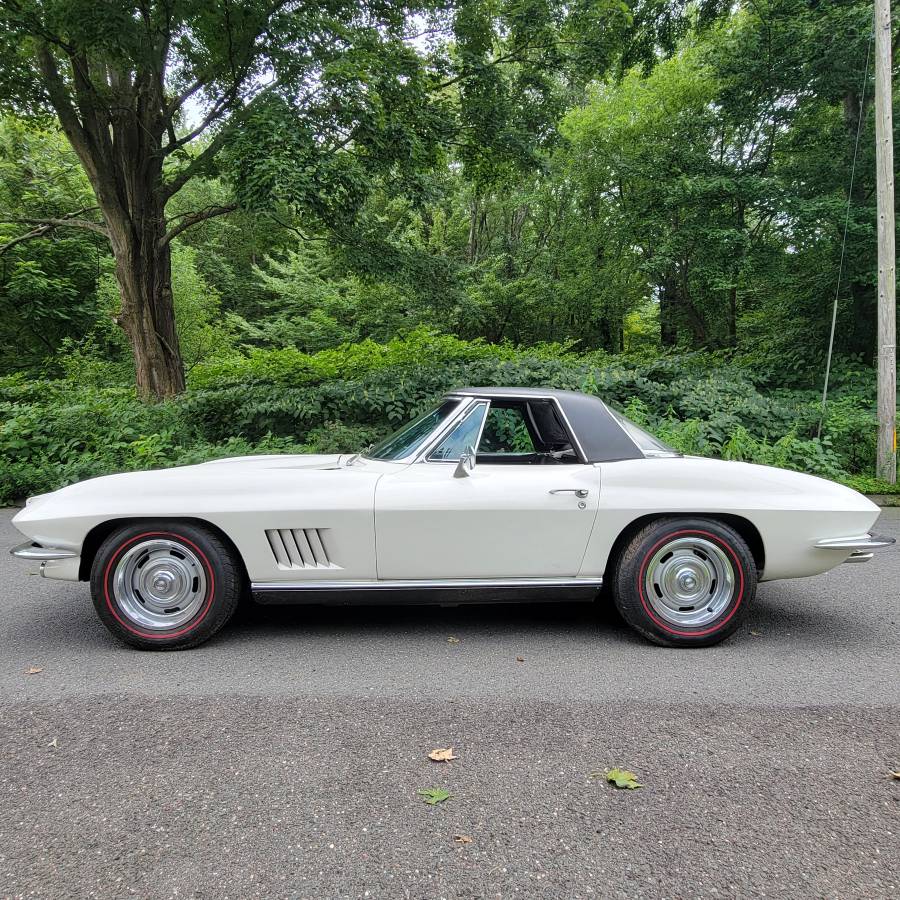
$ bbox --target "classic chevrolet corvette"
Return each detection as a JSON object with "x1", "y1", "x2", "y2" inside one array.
[{"x1": 10, "y1": 387, "x2": 893, "y2": 650}]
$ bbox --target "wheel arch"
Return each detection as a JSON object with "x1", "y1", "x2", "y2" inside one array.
[
  {"x1": 78, "y1": 517, "x2": 249, "y2": 583},
  {"x1": 606, "y1": 513, "x2": 765, "y2": 579}
]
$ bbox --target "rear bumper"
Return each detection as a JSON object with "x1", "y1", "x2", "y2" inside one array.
[{"x1": 814, "y1": 533, "x2": 895, "y2": 563}]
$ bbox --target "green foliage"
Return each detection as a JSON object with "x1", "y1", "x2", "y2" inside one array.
[
  {"x1": 0, "y1": 2, "x2": 897, "y2": 497},
  {"x1": 0, "y1": 117, "x2": 105, "y2": 373},
  {"x1": 1, "y1": 334, "x2": 891, "y2": 504},
  {"x1": 186, "y1": 327, "x2": 512, "y2": 389},
  {"x1": 0, "y1": 376, "x2": 311, "y2": 502}
]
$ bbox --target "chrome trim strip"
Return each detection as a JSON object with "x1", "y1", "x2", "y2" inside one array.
[
  {"x1": 814, "y1": 533, "x2": 895, "y2": 551},
  {"x1": 10, "y1": 541, "x2": 79, "y2": 560},
  {"x1": 252, "y1": 577, "x2": 604, "y2": 592}
]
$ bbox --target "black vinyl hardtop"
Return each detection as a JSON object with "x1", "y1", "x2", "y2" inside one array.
[{"x1": 447, "y1": 387, "x2": 644, "y2": 463}]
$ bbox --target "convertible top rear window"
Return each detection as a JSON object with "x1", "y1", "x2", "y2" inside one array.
[{"x1": 608, "y1": 408, "x2": 679, "y2": 457}]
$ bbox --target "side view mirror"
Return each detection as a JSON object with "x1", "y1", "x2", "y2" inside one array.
[{"x1": 453, "y1": 445, "x2": 476, "y2": 478}]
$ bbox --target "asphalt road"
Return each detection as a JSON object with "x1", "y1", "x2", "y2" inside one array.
[{"x1": 1, "y1": 508, "x2": 898, "y2": 899}]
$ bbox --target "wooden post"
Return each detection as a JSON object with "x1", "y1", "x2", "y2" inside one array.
[{"x1": 875, "y1": 0, "x2": 896, "y2": 483}]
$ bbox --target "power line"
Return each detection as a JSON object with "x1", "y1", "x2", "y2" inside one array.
[{"x1": 817, "y1": 16, "x2": 875, "y2": 440}]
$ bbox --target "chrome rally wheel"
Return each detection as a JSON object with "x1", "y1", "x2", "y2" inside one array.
[
  {"x1": 612, "y1": 518, "x2": 757, "y2": 648},
  {"x1": 113, "y1": 538, "x2": 208, "y2": 631},
  {"x1": 91, "y1": 523, "x2": 242, "y2": 650},
  {"x1": 643, "y1": 536, "x2": 735, "y2": 628}
]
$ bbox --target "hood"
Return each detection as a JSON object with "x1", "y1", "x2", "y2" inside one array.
[
  {"x1": 12, "y1": 451, "x2": 377, "y2": 547},
  {"x1": 18, "y1": 453, "x2": 348, "y2": 512},
  {"x1": 22, "y1": 452, "x2": 353, "y2": 507}
]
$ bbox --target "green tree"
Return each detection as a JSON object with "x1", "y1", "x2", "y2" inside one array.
[
  {"x1": 0, "y1": 0, "x2": 719, "y2": 397},
  {"x1": 0, "y1": 0, "x2": 450, "y2": 397},
  {"x1": 0, "y1": 116, "x2": 106, "y2": 371}
]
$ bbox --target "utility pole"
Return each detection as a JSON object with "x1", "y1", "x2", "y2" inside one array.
[{"x1": 875, "y1": 0, "x2": 896, "y2": 483}]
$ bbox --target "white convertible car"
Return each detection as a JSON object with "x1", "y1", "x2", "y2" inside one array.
[{"x1": 10, "y1": 387, "x2": 893, "y2": 650}]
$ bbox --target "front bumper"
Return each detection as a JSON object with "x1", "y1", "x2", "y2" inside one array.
[
  {"x1": 814, "y1": 533, "x2": 896, "y2": 563},
  {"x1": 11, "y1": 541, "x2": 79, "y2": 561},
  {"x1": 10, "y1": 542, "x2": 81, "y2": 580}
]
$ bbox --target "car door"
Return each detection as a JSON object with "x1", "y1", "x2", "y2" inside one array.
[{"x1": 374, "y1": 400, "x2": 600, "y2": 579}]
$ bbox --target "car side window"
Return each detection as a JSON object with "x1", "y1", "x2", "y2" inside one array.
[
  {"x1": 479, "y1": 407, "x2": 537, "y2": 455},
  {"x1": 427, "y1": 403, "x2": 488, "y2": 461},
  {"x1": 476, "y1": 400, "x2": 579, "y2": 464}
]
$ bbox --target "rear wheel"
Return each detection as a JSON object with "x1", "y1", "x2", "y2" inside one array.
[
  {"x1": 90, "y1": 522, "x2": 243, "y2": 650},
  {"x1": 612, "y1": 517, "x2": 756, "y2": 647}
]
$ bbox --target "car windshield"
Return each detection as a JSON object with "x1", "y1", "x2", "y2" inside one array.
[
  {"x1": 608, "y1": 407, "x2": 680, "y2": 457},
  {"x1": 364, "y1": 399, "x2": 461, "y2": 461}
]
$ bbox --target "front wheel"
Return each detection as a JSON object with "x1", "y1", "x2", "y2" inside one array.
[
  {"x1": 612, "y1": 518, "x2": 757, "y2": 647},
  {"x1": 90, "y1": 522, "x2": 243, "y2": 650}
]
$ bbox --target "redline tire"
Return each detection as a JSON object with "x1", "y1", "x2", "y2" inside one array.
[
  {"x1": 90, "y1": 522, "x2": 243, "y2": 650},
  {"x1": 612, "y1": 517, "x2": 757, "y2": 648}
]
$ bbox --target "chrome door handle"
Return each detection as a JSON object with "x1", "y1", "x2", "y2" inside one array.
[{"x1": 549, "y1": 488, "x2": 589, "y2": 498}]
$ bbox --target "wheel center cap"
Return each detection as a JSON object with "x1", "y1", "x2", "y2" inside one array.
[
  {"x1": 676, "y1": 568, "x2": 699, "y2": 592},
  {"x1": 151, "y1": 571, "x2": 176, "y2": 596}
]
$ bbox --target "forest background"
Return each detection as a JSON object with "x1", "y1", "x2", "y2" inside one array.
[{"x1": 1, "y1": 0, "x2": 898, "y2": 502}]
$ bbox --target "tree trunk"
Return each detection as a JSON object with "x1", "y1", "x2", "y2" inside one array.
[
  {"x1": 727, "y1": 284, "x2": 738, "y2": 347},
  {"x1": 684, "y1": 299, "x2": 708, "y2": 348},
  {"x1": 659, "y1": 273, "x2": 678, "y2": 346},
  {"x1": 100, "y1": 170, "x2": 184, "y2": 400},
  {"x1": 728, "y1": 201, "x2": 744, "y2": 348},
  {"x1": 467, "y1": 195, "x2": 482, "y2": 263},
  {"x1": 113, "y1": 221, "x2": 185, "y2": 399},
  {"x1": 34, "y1": 43, "x2": 187, "y2": 401}
]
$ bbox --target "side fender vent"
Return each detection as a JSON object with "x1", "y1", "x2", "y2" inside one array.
[{"x1": 265, "y1": 528, "x2": 338, "y2": 569}]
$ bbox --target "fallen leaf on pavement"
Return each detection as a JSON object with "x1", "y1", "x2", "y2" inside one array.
[
  {"x1": 418, "y1": 788, "x2": 451, "y2": 805},
  {"x1": 429, "y1": 747, "x2": 458, "y2": 762},
  {"x1": 25, "y1": 666, "x2": 43, "y2": 675},
  {"x1": 447, "y1": 636, "x2": 460, "y2": 644},
  {"x1": 750, "y1": 630, "x2": 761, "y2": 636},
  {"x1": 516, "y1": 656, "x2": 525, "y2": 662},
  {"x1": 47, "y1": 737, "x2": 58, "y2": 748},
  {"x1": 888, "y1": 770, "x2": 900, "y2": 780},
  {"x1": 454, "y1": 835, "x2": 473, "y2": 844},
  {"x1": 591, "y1": 768, "x2": 642, "y2": 789}
]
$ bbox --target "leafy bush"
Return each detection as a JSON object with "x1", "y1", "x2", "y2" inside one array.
[{"x1": 1, "y1": 334, "x2": 895, "y2": 504}]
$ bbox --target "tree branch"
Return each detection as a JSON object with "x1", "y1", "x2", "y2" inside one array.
[
  {"x1": 267, "y1": 213, "x2": 325, "y2": 242},
  {"x1": 165, "y1": 77, "x2": 208, "y2": 120},
  {"x1": 437, "y1": 43, "x2": 553, "y2": 91},
  {"x1": 34, "y1": 44, "x2": 92, "y2": 165},
  {"x1": 0, "y1": 209, "x2": 108, "y2": 255},
  {"x1": 161, "y1": 126, "x2": 235, "y2": 201},
  {"x1": 163, "y1": 91, "x2": 237, "y2": 155},
  {"x1": 160, "y1": 205, "x2": 237, "y2": 247},
  {"x1": 0, "y1": 224, "x2": 55, "y2": 255},
  {"x1": 161, "y1": 0, "x2": 292, "y2": 123}
]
